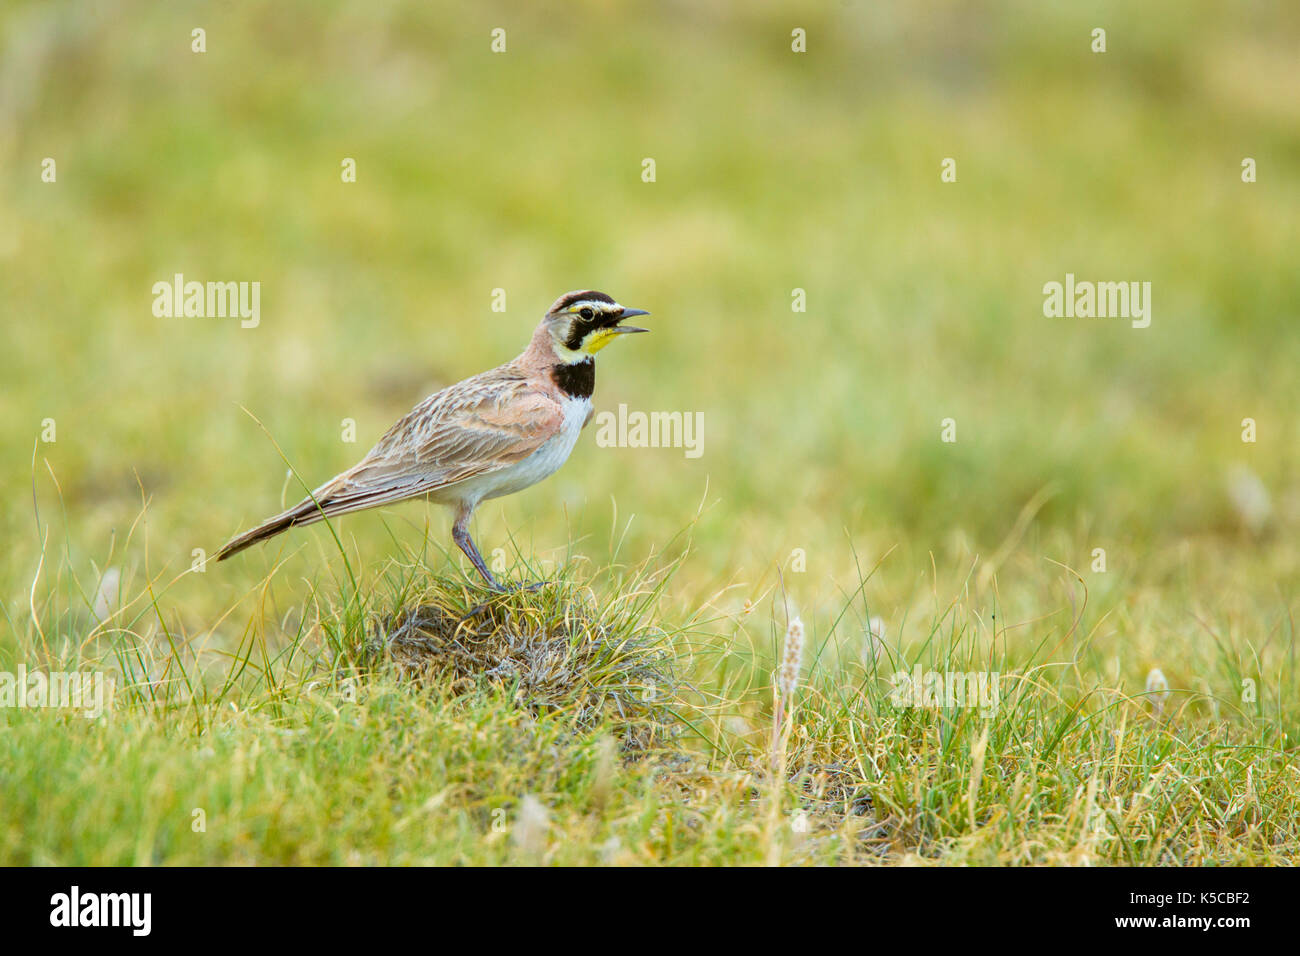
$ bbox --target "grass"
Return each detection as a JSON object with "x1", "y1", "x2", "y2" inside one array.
[
  {"x1": 1, "y1": 0, "x2": 1298, "y2": 865},
  {"x1": 3, "y1": 499, "x2": 1296, "y2": 865}
]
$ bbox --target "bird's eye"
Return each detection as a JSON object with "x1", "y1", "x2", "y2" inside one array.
[{"x1": 580, "y1": 308, "x2": 595, "y2": 320}]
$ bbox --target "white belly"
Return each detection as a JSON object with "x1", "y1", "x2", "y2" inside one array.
[{"x1": 445, "y1": 396, "x2": 590, "y2": 505}]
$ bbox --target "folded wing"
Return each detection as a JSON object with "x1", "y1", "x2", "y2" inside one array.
[{"x1": 216, "y1": 374, "x2": 563, "y2": 560}]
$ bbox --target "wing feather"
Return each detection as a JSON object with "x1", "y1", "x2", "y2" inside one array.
[
  {"x1": 215, "y1": 367, "x2": 566, "y2": 560},
  {"x1": 317, "y1": 371, "x2": 563, "y2": 507}
]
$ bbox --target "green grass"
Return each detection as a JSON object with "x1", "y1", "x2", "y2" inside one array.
[
  {"x1": 4, "y1": 515, "x2": 1296, "y2": 865},
  {"x1": 1, "y1": 0, "x2": 1298, "y2": 864}
]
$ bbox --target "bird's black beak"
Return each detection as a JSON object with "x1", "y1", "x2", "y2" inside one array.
[{"x1": 614, "y1": 308, "x2": 650, "y2": 334}]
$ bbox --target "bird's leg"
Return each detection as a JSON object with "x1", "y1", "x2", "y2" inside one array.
[
  {"x1": 451, "y1": 504, "x2": 551, "y2": 598},
  {"x1": 452, "y1": 505, "x2": 504, "y2": 592}
]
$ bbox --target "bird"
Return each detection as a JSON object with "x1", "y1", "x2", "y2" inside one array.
[{"x1": 215, "y1": 290, "x2": 650, "y2": 590}]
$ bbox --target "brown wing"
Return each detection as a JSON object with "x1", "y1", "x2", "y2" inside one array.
[
  {"x1": 216, "y1": 368, "x2": 563, "y2": 560},
  {"x1": 330, "y1": 374, "x2": 564, "y2": 505}
]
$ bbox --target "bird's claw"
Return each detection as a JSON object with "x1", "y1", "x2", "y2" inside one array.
[
  {"x1": 508, "y1": 580, "x2": 548, "y2": 593},
  {"x1": 463, "y1": 579, "x2": 549, "y2": 617}
]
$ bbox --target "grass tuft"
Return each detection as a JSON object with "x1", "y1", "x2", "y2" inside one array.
[{"x1": 362, "y1": 572, "x2": 679, "y2": 755}]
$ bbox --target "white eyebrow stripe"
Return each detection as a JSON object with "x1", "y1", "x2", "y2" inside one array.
[{"x1": 568, "y1": 300, "x2": 623, "y2": 313}]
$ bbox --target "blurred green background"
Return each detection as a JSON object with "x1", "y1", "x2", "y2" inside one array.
[{"x1": 1, "y1": 1, "x2": 1296, "y2": 657}]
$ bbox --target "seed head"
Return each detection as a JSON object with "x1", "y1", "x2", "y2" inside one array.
[
  {"x1": 778, "y1": 617, "x2": 805, "y2": 702},
  {"x1": 92, "y1": 567, "x2": 121, "y2": 625},
  {"x1": 1227, "y1": 464, "x2": 1271, "y2": 533},
  {"x1": 1145, "y1": 667, "x2": 1170, "y2": 714},
  {"x1": 512, "y1": 794, "x2": 549, "y2": 856}
]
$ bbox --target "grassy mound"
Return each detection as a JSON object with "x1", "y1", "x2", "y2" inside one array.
[{"x1": 363, "y1": 576, "x2": 679, "y2": 754}]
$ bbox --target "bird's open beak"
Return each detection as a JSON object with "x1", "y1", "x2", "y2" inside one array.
[{"x1": 614, "y1": 308, "x2": 650, "y2": 334}]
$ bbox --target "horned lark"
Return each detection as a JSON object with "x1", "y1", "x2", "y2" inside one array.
[{"x1": 216, "y1": 290, "x2": 649, "y2": 589}]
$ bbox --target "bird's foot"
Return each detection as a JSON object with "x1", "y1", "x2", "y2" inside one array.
[
  {"x1": 507, "y1": 579, "x2": 548, "y2": 594},
  {"x1": 484, "y1": 580, "x2": 549, "y2": 597},
  {"x1": 463, "y1": 578, "x2": 550, "y2": 617}
]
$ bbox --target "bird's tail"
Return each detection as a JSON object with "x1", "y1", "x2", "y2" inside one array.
[
  {"x1": 215, "y1": 472, "x2": 355, "y2": 562},
  {"x1": 215, "y1": 498, "x2": 324, "y2": 561},
  {"x1": 215, "y1": 464, "x2": 436, "y2": 561}
]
